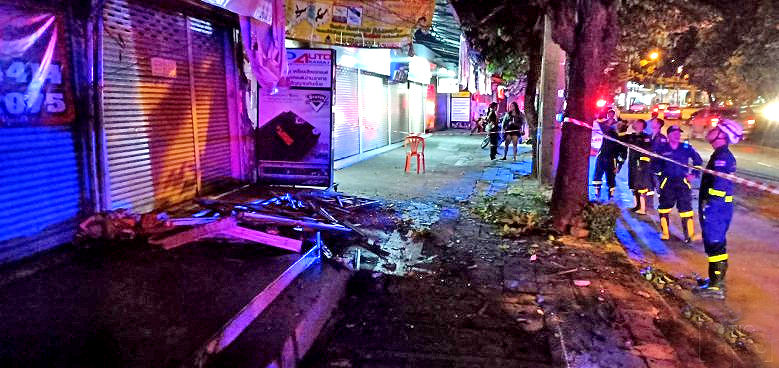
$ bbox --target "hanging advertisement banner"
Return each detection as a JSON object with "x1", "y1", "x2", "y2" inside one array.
[
  {"x1": 257, "y1": 48, "x2": 334, "y2": 186},
  {"x1": 286, "y1": 0, "x2": 434, "y2": 48},
  {"x1": 0, "y1": 7, "x2": 75, "y2": 126}
]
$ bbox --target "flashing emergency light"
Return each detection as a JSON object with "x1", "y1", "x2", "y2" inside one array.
[
  {"x1": 596, "y1": 99, "x2": 607, "y2": 108},
  {"x1": 763, "y1": 101, "x2": 779, "y2": 122}
]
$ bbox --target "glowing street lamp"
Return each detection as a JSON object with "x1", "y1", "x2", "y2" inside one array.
[
  {"x1": 763, "y1": 101, "x2": 779, "y2": 121},
  {"x1": 649, "y1": 51, "x2": 660, "y2": 61}
]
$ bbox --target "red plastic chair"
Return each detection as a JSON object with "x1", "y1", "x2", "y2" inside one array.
[{"x1": 404, "y1": 135, "x2": 425, "y2": 173}]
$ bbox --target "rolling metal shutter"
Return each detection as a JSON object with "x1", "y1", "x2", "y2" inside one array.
[
  {"x1": 0, "y1": 127, "x2": 83, "y2": 264},
  {"x1": 359, "y1": 73, "x2": 389, "y2": 152},
  {"x1": 189, "y1": 18, "x2": 232, "y2": 192},
  {"x1": 333, "y1": 66, "x2": 359, "y2": 160},
  {"x1": 102, "y1": 0, "x2": 232, "y2": 212},
  {"x1": 389, "y1": 83, "x2": 408, "y2": 143},
  {"x1": 408, "y1": 83, "x2": 425, "y2": 134}
]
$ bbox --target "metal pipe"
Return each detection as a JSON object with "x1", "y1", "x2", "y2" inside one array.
[{"x1": 240, "y1": 212, "x2": 351, "y2": 232}]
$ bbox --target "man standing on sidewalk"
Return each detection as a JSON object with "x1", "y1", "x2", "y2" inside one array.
[
  {"x1": 486, "y1": 102, "x2": 500, "y2": 160},
  {"x1": 652, "y1": 126, "x2": 703, "y2": 243},
  {"x1": 695, "y1": 119, "x2": 743, "y2": 299}
]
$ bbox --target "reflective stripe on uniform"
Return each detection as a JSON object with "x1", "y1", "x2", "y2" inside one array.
[
  {"x1": 660, "y1": 177, "x2": 668, "y2": 189},
  {"x1": 640, "y1": 156, "x2": 651, "y2": 162},
  {"x1": 592, "y1": 181, "x2": 602, "y2": 185},
  {"x1": 638, "y1": 189, "x2": 648, "y2": 194},
  {"x1": 708, "y1": 188, "x2": 727, "y2": 197},
  {"x1": 725, "y1": 196, "x2": 733, "y2": 202},
  {"x1": 679, "y1": 211, "x2": 694, "y2": 218},
  {"x1": 708, "y1": 254, "x2": 729, "y2": 262},
  {"x1": 658, "y1": 208, "x2": 672, "y2": 214},
  {"x1": 646, "y1": 191, "x2": 655, "y2": 196},
  {"x1": 683, "y1": 178, "x2": 691, "y2": 189}
]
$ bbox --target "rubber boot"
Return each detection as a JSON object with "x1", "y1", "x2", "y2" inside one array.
[
  {"x1": 635, "y1": 193, "x2": 647, "y2": 215},
  {"x1": 630, "y1": 190, "x2": 641, "y2": 212},
  {"x1": 695, "y1": 260, "x2": 727, "y2": 299},
  {"x1": 659, "y1": 212, "x2": 671, "y2": 240},
  {"x1": 681, "y1": 216, "x2": 695, "y2": 244}
]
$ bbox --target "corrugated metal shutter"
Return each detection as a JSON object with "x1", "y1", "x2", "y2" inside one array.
[
  {"x1": 359, "y1": 73, "x2": 389, "y2": 151},
  {"x1": 0, "y1": 127, "x2": 83, "y2": 264},
  {"x1": 408, "y1": 83, "x2": 425, "y2": 134},
  {"x1": 333, "y1": 66, "x2": 359, "y2": 160},
  {"x1": 102, "y1": 0, "x2": 233, "y2": 212},
  {"x1": 389, "y1": 83, "x2": 408, "y2": 143},
  {"x1": 189, "y1": 17, "x2": 232, "y2": 192}
]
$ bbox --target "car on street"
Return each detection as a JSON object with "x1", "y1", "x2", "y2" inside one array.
[
  {"x1": 652, "y1": 103, "x2": 670, "y2": 114},
  {"x1": 684, "y1": 107, "x2": 756, "y2": 140},
  {"x1": 629, "y1": 102, "x2": 648, "y2": 113},
  {"x1": 663, "y1": 105, "x2": 682, "y2": 120}
]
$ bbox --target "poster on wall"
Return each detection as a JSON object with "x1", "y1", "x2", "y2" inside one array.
[
  {"x1": 257, "y1": 48, "x2": 334, "y2": 186},
  {"x1": 450, "y1": 92, "x2": 471, "y2": 129},
  {"x1": 0, "y1": 7, "x2": 75, "y2": 126},
  {"x1": 286, "y1": 0, "x2": 434, "y2": 48}
]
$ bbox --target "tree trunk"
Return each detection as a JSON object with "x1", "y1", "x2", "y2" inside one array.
[
  {"x1": 550, "y1": 0, "x2": 619, "y2": 232},
  {"x1": 524, "y1": 32, "x2": 543, "y2": 178}
]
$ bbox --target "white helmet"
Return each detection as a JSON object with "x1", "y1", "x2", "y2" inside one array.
[{"x1": 716, "y1": 119, "x2": 744, "y2": 144}]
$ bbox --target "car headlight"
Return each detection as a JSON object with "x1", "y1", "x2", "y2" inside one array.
[{"x1": 763, "y1": 101, "x2": 779, "y2": 121}]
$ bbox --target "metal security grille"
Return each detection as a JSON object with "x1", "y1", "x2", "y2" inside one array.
[
  {"x1": 408, "y1": 82, "x2": 427, "y2": 134},
  {"x1": 102, "y1": 0, "x2": 232, "y2": 212},
  {"x1": 359, "y1": 73, "x2": 389, "y2": 152},
  {"x1": 333, "y1": 66, "x2": 360, "y2": 160},
  {"x1": 389, "y1": 83, "x2": 408, "y2": 143}
]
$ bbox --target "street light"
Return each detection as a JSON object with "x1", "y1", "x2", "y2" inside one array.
[{"x1": 649, "y1": 51, "x2": 660, "y2": 61}]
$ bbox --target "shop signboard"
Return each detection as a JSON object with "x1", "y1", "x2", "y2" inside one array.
[
  {"x1": 257, "y1": 48, "x2": 335, "y2": 186},
  {"x1": 0, "y1": 7, "x2": 75, "y2": 126},
  {"x1": 450, "y1": 91, "x2": 471, "y2": 129}
]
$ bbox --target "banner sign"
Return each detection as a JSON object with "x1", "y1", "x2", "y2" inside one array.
[
  {"x1": 0, "y1": 7, "x2": 75, "y2": 126},
  {"x1": 450, "y1": 92, "x2": 471, "y2": 128},
  {"x1": 257, "y1": 48, "x2": 334, "y2": 187},
  {"x1": 286, "y1": 0, "x2": 435, "y2": 48}
]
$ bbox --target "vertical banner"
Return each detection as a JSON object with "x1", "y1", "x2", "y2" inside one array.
[
  {"x1": 449, "y1": 91, "x2": 471, "y2": 129},
  {"x1": 257, "y1": 48, "x2": 334, "y2": 186},
  {"x1": 0, "y1": 7, "x2": 75, "y2": 126}
]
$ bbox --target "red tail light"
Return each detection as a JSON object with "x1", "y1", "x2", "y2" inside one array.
[{"x1": 747, "y1": 119, "x2": 755, "y2": 125}]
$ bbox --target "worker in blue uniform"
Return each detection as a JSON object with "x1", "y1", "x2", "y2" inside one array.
[
  {"x1": 652, "y1": 125, "x2": 703, "y2": 243},
  {"x1": 647, "y1": 115, "x2": 667, "y2": 206},
  {"x1": 592, "y1": 110, "x2": 627, "y2": 200},
  {"x1": 695, "y1": 119, "x2": 743, "y2": 299},
  {"x1": 625, "y1": 119, "x2": 653, "y2": 214}
]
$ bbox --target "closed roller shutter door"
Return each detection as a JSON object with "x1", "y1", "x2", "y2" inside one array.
[
  {"x1": 333, "y1": 66, "x2": 359, "y2": 159},
  {"x1": 190, "y1": 17, "x2": 232, "y2": 192},
  {"x1": 408, "y1": 83, "x2": 425, "y2": 134},
  {"x1": 0, "y1": 127, "x2": 83, "y2": 264},
  {"x1": 389, "y1": 83, "x2": 408, "y2": 143},
  {"x1": 359, "y1": 73, "x2": 389, "y2": 151},
  {"x1": 102, "y1": 0, "x2": 233, "y2": 212}
]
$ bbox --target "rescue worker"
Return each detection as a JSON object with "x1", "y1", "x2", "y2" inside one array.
[
  {"x1": 647, "y1": 115, "x2": 667, "y2": 206},
  {"x1": 695, "y1": 119, "x2": 743, "y2": 299},
  {"x1": 592, "y1": 110, "x2": 627, "y2": 200},
  {"x1": 625, "y1": 119, "x2": 653, "y2": 214},
  {"x1": 652, "y1": 125, "x2": 703, "y2": 243}
]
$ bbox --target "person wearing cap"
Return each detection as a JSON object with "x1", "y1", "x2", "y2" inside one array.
[
  {"x1": 695, "y1": 119, "x2": 743, "y2": 299},
  {"x1": 625, "y1": 119, "x2": 653, "y2": 214},
  {"x1": 591, "y1": 109, "x2": 627, "y2": 200},
  {"x1": 652, "y1": 125, "x2": 703, "y2": 243}
]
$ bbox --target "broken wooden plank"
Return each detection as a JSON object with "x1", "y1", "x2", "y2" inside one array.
[
  {"x1": 169, "y1": 217, "x2": 220, "y2": 226},
  {"x1": 239, "y1": 212, "x2": 351, "y2": 232},
  {"x1": 149, "y1": 217, "x2": 237, "y2": 250},
  {"x1": 219, "y1": 226, "x2": 302, "y2": 252}
]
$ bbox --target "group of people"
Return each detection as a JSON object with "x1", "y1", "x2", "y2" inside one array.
[
  {"x1": 592, "y1": 109, "x2": 743, "y2": 299},
  {"x1": 482, "y1": 101, "x2": 528, "y2": 161}
]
